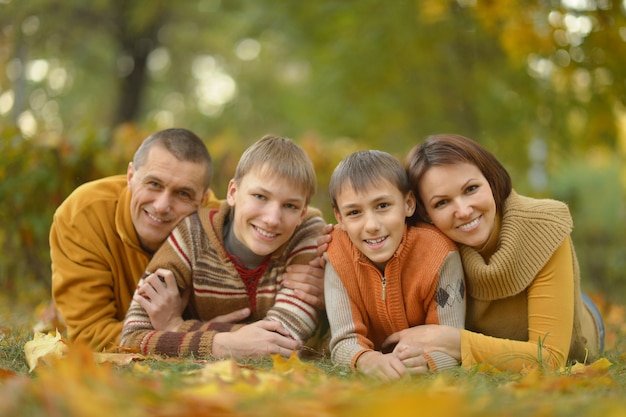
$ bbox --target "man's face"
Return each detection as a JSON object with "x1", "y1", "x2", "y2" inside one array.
[
  {"x1": 127, "y1": 146, "x2": 208, "y2": 253},
  {"x1": 226, "y1": 169, "x2": 308, "y2": 257}
]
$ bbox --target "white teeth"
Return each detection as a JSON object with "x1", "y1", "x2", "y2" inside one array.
[
  {"x1": 147, "y1": 213, "x2": 165, "y2": 223},
  {"x1": 365, "y1": 237, "x2": 386, "y2": 244},
  {"x1": 458, "y1": 217, "x2": 480, "y2": 231},
  {"x1": 255, "y1": 226, "x2": 277, "y2": 238}
]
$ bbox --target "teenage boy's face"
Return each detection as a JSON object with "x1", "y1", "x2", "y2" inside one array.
[
  {"x1": 226, "y1": 168, "x2": 308, "y2": 256},
  {"x1": 334, "y1": 179, "x2": 415, "y2": 271}
]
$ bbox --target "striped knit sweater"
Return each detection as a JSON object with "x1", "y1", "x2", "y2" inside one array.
[
  {"x1": 325, "y1": 222, "x2": 466, "y2": 371},
  {"x1": 120, "y1": 201, "x2": 325, "y2": 357}
]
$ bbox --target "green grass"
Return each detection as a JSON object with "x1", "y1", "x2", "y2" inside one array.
[{"x1": 2, "y1": 291, "x2": 626, "y2": 417}]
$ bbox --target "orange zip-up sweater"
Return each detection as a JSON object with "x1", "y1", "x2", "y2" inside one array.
[{"x1": 325, "y1": 223, "x2": 465, "y2": 371}]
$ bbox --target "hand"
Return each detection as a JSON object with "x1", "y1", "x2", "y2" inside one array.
[
  {"x1": 282, "y1": 261, "x2": 325, "y2": 310},
  {"x1": 392, "y1": 343, "x2": 429, "y2": 375},
  {"x1": 356, "y1": 351, "x2": 408, "y2": 381},
  {"x1": 383, "y1": 325, "x2": 462, "y2": 362},
  {"x1": 134, "y1": 269, "x2": 186, "y2": 331},
  {"x1": 316, "y1": 224, "x2": 334, "y2": 257},
  {"x1": 212, "y1": 319, "x2": 301, "y2": 359}
]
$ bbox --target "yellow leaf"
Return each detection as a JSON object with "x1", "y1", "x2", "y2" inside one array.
[
  {"x1": 588, "y1": 357, "x2": 613, "y2": 371},
  {"x1": 570, "y1": 357, "x2": 613, "y2": 375},
  {"x1": 271, "y1": 351, "x2": 323, "y2": 375},
  {"x1": 23, "y1": 331, "x2": 68, "y2": 372},
  {"x1": 93, "y1": 352, "x2": 145, "y2": 366}
]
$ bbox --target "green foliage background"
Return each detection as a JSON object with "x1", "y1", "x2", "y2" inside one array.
[{"x1": 0, "y1": 0, "x2": 625, "y2": 303}]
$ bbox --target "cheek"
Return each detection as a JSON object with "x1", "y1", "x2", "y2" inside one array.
[{"x1": 427, "y1": 210, "x2": 448, "y2": 229}]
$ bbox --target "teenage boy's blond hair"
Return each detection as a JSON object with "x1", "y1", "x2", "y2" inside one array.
[{"x1": 234, "y1": 135, "x2": 317, "y2": 204}]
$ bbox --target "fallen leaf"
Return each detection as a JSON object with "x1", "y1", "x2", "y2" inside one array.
[
  {"x1": 23, "y1": 331, "x2": 69, "y2": 372},
  {"x1": 94, "y1": 352, "x2": 145, "y2": 365}
]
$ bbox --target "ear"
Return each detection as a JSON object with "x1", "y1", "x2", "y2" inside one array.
[
  {"x1": 297, "y1": 206, "x2": 308, "y2": 226},
  {"x1": 226, "y1": 179, "x2": 237, "y2": 207},
  {"x1": 333, "y1": 209, "x2": 344, "y2": 229},
  {"x1": 405, "y1": 191, "x2": 417, "y2": 217},
  {"x1": 126, "y1": 162, "x2": 134, "y2": 184}
]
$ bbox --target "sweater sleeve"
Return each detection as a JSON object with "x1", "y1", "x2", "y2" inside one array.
[
  {"x1": 324, "y1": 260, "x2": 373, "y2": 369},
  {"x1": 431, "y1": 250, "x2": 466, "y2": 329},
  {"x1": 460, "y1": 238, "x2": 574, "y2": 371},
  {"x1": 119, "y1": 276, "x2": 233, "y2": 357},
  {"x1": 265, "y1": 213, "x2": 325, "y2": 342},
  {"x1": 423, "y1": 250, "x2": 465, "y2": 371},
  {"x1": 50, "y1": 202, "x2": 140, "y2": 352},
  {"x1": 119, "y1": 221, "x2": 231, "y2": 357}
]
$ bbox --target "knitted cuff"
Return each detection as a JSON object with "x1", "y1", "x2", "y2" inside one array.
[{"x1": 424, "y1": 351, "x2": 460, "y2": 372}]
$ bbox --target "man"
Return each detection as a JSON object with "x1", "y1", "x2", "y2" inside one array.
[{"x1": 50, "y1": 128, "x2": 325, "y2": 351}]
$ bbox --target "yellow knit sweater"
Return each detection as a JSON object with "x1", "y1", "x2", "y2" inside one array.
[{"x1": 460, "y1": 191, "x2": 598, "y2": 371}]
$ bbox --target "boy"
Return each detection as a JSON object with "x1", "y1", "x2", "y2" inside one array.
[
  {"x1": 325, "y1": 150, "x2": 465, "y2": 380},
  {"x1": 121, "y1": 135, "x2": 326, "y2": 359}
]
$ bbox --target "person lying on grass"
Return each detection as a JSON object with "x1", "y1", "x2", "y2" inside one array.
[
  {"x1": 324, "y1": 150, "x2": 465, "y2": 381},
  {"x1": 387, "y1": 133, "x2": 605, "y2": 372},
  {"x1": 121, "y1": 135, "x2": 327, "y2": 359}
]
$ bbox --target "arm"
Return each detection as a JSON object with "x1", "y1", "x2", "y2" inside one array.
[
  {"x1": 281, "y1": 223, "x2": 334, "y2": 310},
  {"x1": 50, "y1": 212, "x2": 137, "y2": 351},
  {"x1": 324, "y1": 260, "x2": 376, "y2": 368},
  {"x1": 386, "y1": 239, "x2": 574, "y2": 372},
  {"x1": 122, "y1": 276, "x2": 300, "y2": 358},
  {"x1": 391, "y1": 250, "x2": 465, "y2": 373},
  {"x1": 265, "y1": 214, "x2": 326, "y2": 342},
  {"x1": 460, "y1": 238, "x2": 574, "y2": 371},
  {"x1": 121, "y1": 218, "x2": 301, "y2": 359}
]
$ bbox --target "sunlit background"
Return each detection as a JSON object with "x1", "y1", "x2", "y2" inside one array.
[{"x1": 1, "y1": 0, "x2": 625, "y2": 304}]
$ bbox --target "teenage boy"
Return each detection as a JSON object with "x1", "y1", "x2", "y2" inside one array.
[
  {"x1": 325, "y1": 150, "x2": 465, "y2": 380},
  {"x1": 121, "y1": 135, "x2": 326, "y2": 359}
]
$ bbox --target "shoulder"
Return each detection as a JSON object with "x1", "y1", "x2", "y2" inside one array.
[
  {"x1": 408, "y1": 222, "x2": 458, "y2": 251},
  {"x1": 295, "y1": 206, "x2": 327, "y2": 234},
  {"x1": 504, "y1": 190, "x2": 572, "y2": 228},
  {"x1": 54, "y1": 175, "x2": 127, "y2": 221}
]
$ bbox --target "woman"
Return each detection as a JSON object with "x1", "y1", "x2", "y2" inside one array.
[{"x1": 385, "y1": 133, "x2": 604, "y2": 372}]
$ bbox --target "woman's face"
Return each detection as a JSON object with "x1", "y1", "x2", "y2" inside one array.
[{"x1": 418, "y1": 162, "x2": 497, "y2": 248}]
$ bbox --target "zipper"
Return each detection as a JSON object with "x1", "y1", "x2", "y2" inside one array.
[{"x1": 381, "y1": 276, "x2": 387, "y2": 301}]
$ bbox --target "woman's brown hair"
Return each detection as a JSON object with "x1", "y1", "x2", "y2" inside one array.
[{"x1": 405, "y1": 134, "x2": 512, "y2": 223}]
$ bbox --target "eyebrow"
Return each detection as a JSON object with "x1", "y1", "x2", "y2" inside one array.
[
  {"x1": 145, "y1": 175, "x2": 197, "y2": 198},
  {"x1": 339, "y1": 194, "x2": 392, "y2": 210},
  {"x1": 253, "y1": 185, "x2": 305, "y2": 204},
  {"x1": 428, "y1": 178, "x2": 476, "y2": 203}
]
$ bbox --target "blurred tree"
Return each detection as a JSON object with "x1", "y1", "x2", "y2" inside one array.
[{"x1": 0, "y1": 0, "x2": 624, "y2": 300}]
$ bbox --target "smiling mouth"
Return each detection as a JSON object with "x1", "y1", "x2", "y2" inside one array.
[
  {"x1": 146, "y1": 211, "x2": 169, "y2": 224},
  {"x1": 253, "y1": 225, "x2": 278, "y2": 238},
  {"x1": 364, "y1": 236, "x2": 387, "y2": 245},
  {"x1": 457, "y1": 216, "x2": 480, "y2": 231}
]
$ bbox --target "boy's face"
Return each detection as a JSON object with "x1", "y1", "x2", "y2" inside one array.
[
  {"x1": 226, "y1": 168, "x2": 308, "y2": 256},
  {"x1": 334, "y1": 179, "x2": 415, "y2": 271}
]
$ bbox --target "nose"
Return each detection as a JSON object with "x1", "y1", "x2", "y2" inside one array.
[
  {"x1": 454, "y1": 199, "x2": 472, "y2": 219},
  {"x1": 262, "y1": 202, "x2": 281, "y2": 227},
  {"x1": 364, "y1": 212, "x2": 381, "y2": 233},
  {"x1": 153, "y1": 192, "x2": 172, "y2": 214}
]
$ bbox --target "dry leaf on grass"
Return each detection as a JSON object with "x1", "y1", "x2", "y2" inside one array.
[
  {"x1": 93, "y1": 352, "x2": 145, "y2": 365},
  {"x1": 23, "y1": 331, "x2": 68, "y2": 372}
]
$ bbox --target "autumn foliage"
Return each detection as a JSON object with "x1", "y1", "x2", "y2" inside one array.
[{"x1": 1, "y1": 296, "x2": 626, "y2": 417}]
